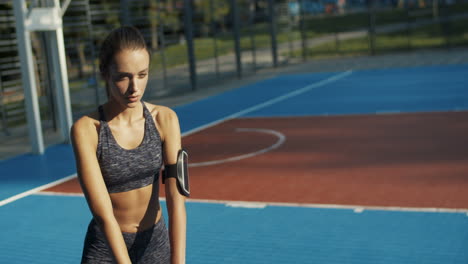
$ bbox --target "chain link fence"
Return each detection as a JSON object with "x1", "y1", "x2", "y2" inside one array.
[{"x1": 1, "y1": 0, "x2": 468, "y2": 146}]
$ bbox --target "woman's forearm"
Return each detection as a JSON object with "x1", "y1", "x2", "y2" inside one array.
[
  {"x1": 167, "y1": 198, "x2": 187, "y2": 264},
  {"x1": 98, "y1": 218, "x2": 132, "y2": 264}
]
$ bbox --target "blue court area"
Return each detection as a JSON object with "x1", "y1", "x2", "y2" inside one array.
[
  {"x1": 0, "y1": 144, "x2": 75, "y2": 201},
  {"x1": 1, "y1": 194, "x2": 467, "y2": 264},
  {"x1": 2, "y1": 64, "x2": 468, "y2": 200},
  {"x1": 1, "y1": 64, "x2": 468, "y2": 263},
  {"x1": 244, "y1": 65, "x2": 468, "y2": 117},
  {"x1": 175, "y1": 64, "x2": 468, "y2": 128}
]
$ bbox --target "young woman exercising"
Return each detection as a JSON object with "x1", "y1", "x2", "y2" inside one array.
[{"x1": 71, "y1": 26, "x2": 187, "y2": 264}]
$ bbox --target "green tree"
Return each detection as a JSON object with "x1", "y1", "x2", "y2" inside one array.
[
  {"x1": 147, "y1": 0, "x2": 181, "y2": 50},
  {"x1": 195, "y1": 0, "x2": 230, "y2": 32}
]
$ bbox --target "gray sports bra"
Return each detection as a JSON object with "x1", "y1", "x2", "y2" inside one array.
[{"x1": 96, "y1": 101, "x2": 163, "y2": 193}]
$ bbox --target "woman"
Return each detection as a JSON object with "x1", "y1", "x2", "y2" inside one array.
[{"x1": 70, "y1": 26, "x2": 186, "y2": 264}]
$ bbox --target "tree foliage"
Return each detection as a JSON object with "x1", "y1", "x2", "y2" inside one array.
[{"x1": 195, "y1": 0, "x2": 230, "y2": 24}]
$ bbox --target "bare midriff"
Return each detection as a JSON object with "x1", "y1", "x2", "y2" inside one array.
[{"x1": 110, "y1": 183, "x2": 162, "y2": 233}]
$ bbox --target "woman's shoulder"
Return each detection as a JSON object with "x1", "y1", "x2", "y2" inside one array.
[
  {"x1": 144, "y1": 102, "x2": 179, "y2": 124},
  {"x1": 144, "y1": 102, "x2": 180, "y2": 141},
  {"x1": 71, "y1": 110, "x2": 101, "y2": 141}
]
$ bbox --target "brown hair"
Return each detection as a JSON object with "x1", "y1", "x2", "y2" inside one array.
[{"x1": 99, "y1": 26, "x2": 151, "y2": 96}]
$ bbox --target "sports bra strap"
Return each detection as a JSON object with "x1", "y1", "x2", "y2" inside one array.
[
  {"x1": 98, "y1": 105, "x2": 106, "y2": 121},
  {"x1": 142, "y1": 102, "x2": 153, "y2": 120}
]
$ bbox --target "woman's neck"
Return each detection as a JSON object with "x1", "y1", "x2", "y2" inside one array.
[{"x1": 104, "y1": 100, "x2": 144, "y2": 125}]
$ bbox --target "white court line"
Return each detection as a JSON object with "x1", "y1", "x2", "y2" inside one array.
[
  {"x1": 182, "y1": 70, "x2": 353, "y2": 137},
  {"x1": 0, "y1": 71, "x2": 351, "y2": 207},
  {"x1": 36, "y1": 129, "x2": 284, "y2": 198},
  {"x1": 189, "y1": 128, "x2": 286, "y2": 167},
  {"x1": 187, "y1": 198, "x2": 468, "y2": 213},
  {"x1": 31, "y1": 192, "x2": 468, "y2": 214},
  {"x1": 36, "y1": 191, "x2": 83, "y2": 197},
  {"x1": 0, "y1": 174, "x2": 77, "y2": 207}
]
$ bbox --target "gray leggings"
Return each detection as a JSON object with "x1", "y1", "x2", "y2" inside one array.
[{"x1": 81, "y1": 217, "x2": 170, "y2": 264}]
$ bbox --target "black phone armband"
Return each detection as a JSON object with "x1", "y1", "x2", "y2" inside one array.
[{"x1": 162, "y1": 149, "x2": 190, "y2": 197}]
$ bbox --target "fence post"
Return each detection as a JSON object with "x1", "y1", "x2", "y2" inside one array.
[
  {"x1": 405, "y1": 7, "x2": 412, "y2": 50},
  {"x1": 299, "y1": 0, "x2": 308, "y2": 61},
  {"x1": 333, "y1": 15, "x2": 340, "y2": 54},
  {"x1": 183, "y1": 0, "x2": 197, "y2": 91},
  {"x1": 210, "y1": 0, "x2": 220, "y2": 77},
  {"x1": 248, "y1": 0, "x2": 257, "y2": 72},
  {"x1": 267, "y1": 0, "x2": 278, "y2": 67},
  {"x1": 0, "y1": 77, "x2": 9, "y2": 136},
  {"x1": 156, "y1": 0, "x2": 168, "y2": 90},
  {"x1": 231, "y1": 0, "x2": 242, "y2": 79},
  {"x1": 440, "y1": 3, "x2": 451, "y2": 49},
  {"x1": 367, "y1": 0, "x2": 376, "y2": 56},
  {"x1": 83, "y1": 0, "x2": 100, "y2": 106},
  {"x1": 287, "y1": 0, "x2": 294, "y2": 61}
]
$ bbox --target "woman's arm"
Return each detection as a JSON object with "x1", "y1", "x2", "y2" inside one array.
[
  {"x1": 71, "y1": 117, "x2": 132, "y2": 264},
  {"x1": 159, "y1": 108, "x2": 187, "y2": 264}
]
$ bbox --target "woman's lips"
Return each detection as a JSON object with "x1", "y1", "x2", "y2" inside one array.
[{"x1": 127, "y1": 96, "x2": 138, "y2": 102}]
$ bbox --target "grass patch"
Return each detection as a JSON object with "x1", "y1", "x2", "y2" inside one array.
[
  {"x1": 150, "y1": 29, "x2": 306, "y2": 70},
  {"x1": 287, "y1": 37, "x2": 370, "y2": 59},
  {"x1": 149, "y1": 4, "x2": 468, "y2": 70},
  {"x1": 287, "y1": 17, "x2": 468, "y2": 59}
]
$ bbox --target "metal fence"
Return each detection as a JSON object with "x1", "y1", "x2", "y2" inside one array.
[{"x1": 1, "y1": 0, "x2": 468, "y2": 144}]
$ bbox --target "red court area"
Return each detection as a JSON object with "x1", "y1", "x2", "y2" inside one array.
[{"x1": 45, "y1": 112, "x2": 468, "y2": 209}]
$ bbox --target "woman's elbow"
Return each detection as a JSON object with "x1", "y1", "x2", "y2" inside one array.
[
  {"x1": 92, "y1": 213, "x2": 111, "y2": 226},
  {"x1": 89, "y1": 206, "x2": 116, "y2": 226},
  {"x1": 165, "y1": 179, "x2": 187, "y2": 201}
]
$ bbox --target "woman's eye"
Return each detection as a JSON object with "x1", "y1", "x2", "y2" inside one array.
[
  {"x1": 138, "y1": 74, "x2": 147, "y2": 78},
  {"x1": 115, "y1": 76, "x2": 127, "y2": 82}
]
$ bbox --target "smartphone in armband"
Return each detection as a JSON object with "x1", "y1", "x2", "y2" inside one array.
[
  {"x1": 176, "y1": 149, "x2": 189, "y2": 197},
  {"x1": 163, "y1": 149, "x2": 190, "y2": 197}
]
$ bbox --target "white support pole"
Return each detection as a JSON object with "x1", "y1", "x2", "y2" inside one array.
[
  {"x1": 60, "y1": 0, "x2": 73, "y2": 16},
  {"x1": 13, "y1": 0, "x2": 45, "y2": 155},
  {"x1": 12, "y1": 0, "x2": 74, "y2": 154},
  {"x1": 50, "y1": 28, "x2": 73, "y2": 143},
  {"x1": 53, "y1": 0, "x2": 72, "y2": 143}
]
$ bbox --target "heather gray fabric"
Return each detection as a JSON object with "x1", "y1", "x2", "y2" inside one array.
[
  {"x1": 81, "y1": 216, "x2": 171, "y2": 264},
  {"x1": 81, "y1": 101, "x2": 169, "y2": 263},
  {"x1": 96, "y1": 101, "x2": 163, "y2": 193}
]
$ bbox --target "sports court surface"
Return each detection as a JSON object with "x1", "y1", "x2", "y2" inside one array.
[{"x1": 1, "y1": 64, "x2": 468, "y2": 263}]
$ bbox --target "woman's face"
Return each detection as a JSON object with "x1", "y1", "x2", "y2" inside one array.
[{"x1": 107, "y1": 48, "x2": 150, "y2": 107}]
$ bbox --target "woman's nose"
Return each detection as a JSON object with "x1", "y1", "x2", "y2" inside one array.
[{"x1": 129, "y1": 77, "x2": 138, "y2": 92}]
